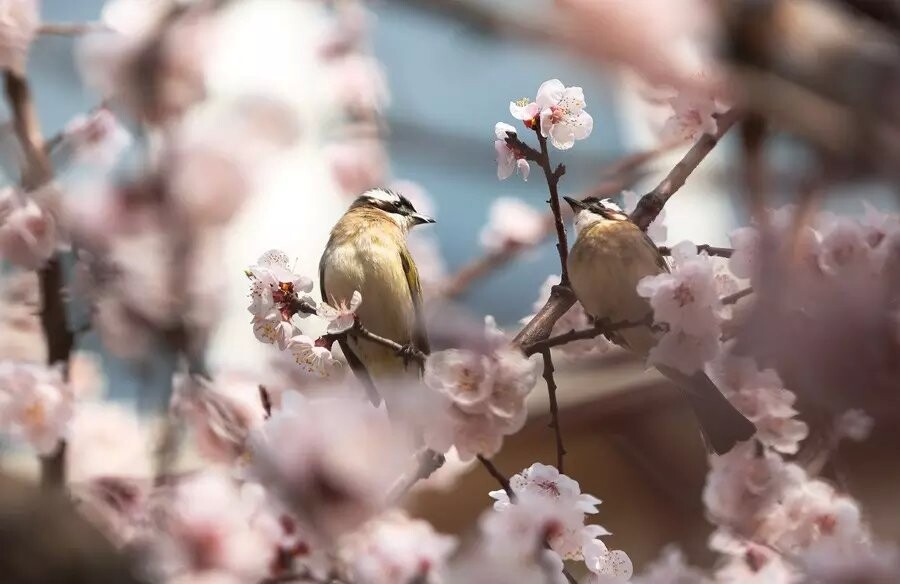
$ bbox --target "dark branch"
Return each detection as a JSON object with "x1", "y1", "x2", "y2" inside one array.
[
  {"x1": 533, "y1": 127, "x2": 571, "y2": 285},
  {"x1": 721, "y1": 287, "x2": 754, "y2": 306},
  {"x1": 630, "y1": 109, "x2": 741, "y2": 231},
  {"x1": 477, "y1": 455, "x2": 514, "y2": 500},
  {"x1": 540, "y1": 351, "x2": 566, "y2": 473},
  {"x1": 522, "y1": 315, "x2": 651, "y2": 357},
  {"x1": 259, "y1": 385, "x2": 272, "y2": 419}
]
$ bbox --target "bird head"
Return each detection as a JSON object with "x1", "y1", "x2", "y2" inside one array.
[
  {"x1": 564, "y1": 196, "x2": 629, "y2": 233},
  {"x1": 351, "y1": 188, "x2": 436, "y2": 230}
]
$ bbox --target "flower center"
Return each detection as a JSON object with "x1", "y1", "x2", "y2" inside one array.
[{"x1": 672, "y1": 283, "x2": 695, "y2": 307}]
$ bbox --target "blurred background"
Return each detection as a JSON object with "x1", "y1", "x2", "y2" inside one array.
[{"x1": 3, "y1": 0, "x2": 900, "y2": 577}]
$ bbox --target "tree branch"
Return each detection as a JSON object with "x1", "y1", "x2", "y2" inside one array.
[
  {"x1": 4, "y1": 71, "x2": 72, "y2": 488},
  {"x1": 38, "y1": 22, "x2": 107, "y2": 36},
  {"x1": 477, "y1": 455, "x2": 514, "y2": 499},
  {"x1": 540, "y1": 351, "x2": 566, "y2": 473},
  {"x1": 630, "y1": 109, "x2": 741, "y2": 231},
  {"x1": 523, "y1": 315, "x2": 652, "y2": 357},
  {"x1": 534, "y1": 129, "x2": 571, "y2": 284},
  {"x1": 721, "y1": 287, "x2": 754, "y2": 306},
  {"x1": 322, "y1": 320, "x2": 427, "y2": 365}
]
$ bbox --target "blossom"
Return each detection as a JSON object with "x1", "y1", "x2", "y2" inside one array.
[
  {"x1": 0, "y1": 0, "x2": 39, "y2": 74},
  {"x1": 338, "y1": 511, "x2": 457, "y2": 584},
  {"x1": 248, "y1": 391, "x2": 412, "y2": 540},
  {"x1": 317, "y1": 290, "x2": 361, "y2": 334},
  {"x1": 487, "y1": 464, "x2": 630, "y2": 578},
  {"x1": 172, "y1": 374, "x2": 267, "y2": 465},
  {"x1": 535, "y1": 79, "x2": 593, "y2": 150},
  {"x1": 288, "y1": 335, "x2": 342, "y2": 378},
  {"x1": 524, "y1": 276, "x2": 612, "y2": 360},
  {"x1": 494, "y1": 123, "x2": 531, "y2": 181},
  {"x1": 630, "y1": 548, "x2": 710, "y2": 584},
  {"x1": 707, "y1": 350, "x2": 809, "y2": 454},
  {"x1": 247, "y1": 249, "x2": 314, "y2": 318},
  {"x1": 0, "y1": 187, "x2": 57, "y2": 269},
  {"x1": 480, "y1": 197, "x2": 545, "y2": 252},
  {"x1": 148, "y1": 471, "x2": 278, "y2": 583},
  {"x1": 659, "y1": 87, "x2": 723, "y2": 143},
  {"x1": 66, "y1": 401, "x2": 152, "y2": 483},
  {"x1": 622, "y1": 190, "x2": 667, "y2": 244},
  {"x1": 63, "y1": 108, "x2": 132, "y2": 167},
  {"x1": 834, "y1": 409, "x2": 874, "y2": 443},
  {"x1": 422, "y1": 329, "x2": 539, "y2": 460},
  {"x1": 252, "y1": 311, "x2": 294, "y2": 350},
  {"x1": 0, "y1": 361, "x2": 73, "y2": 455},
  {"x1": 509, "y1": 98, "x2": 540, "y2": 127}
]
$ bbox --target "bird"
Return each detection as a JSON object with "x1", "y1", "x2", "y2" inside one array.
[
  {"x1": 564, "y1": 195, "x2": 755, "y2": 454},
  {"x1": 319, "y1": 188, "x2": 434, "y2": 405}
]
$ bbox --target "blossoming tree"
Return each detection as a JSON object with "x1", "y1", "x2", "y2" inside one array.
[{"x1": 1, "y1": 0, "x2": 899, "y2": 583}]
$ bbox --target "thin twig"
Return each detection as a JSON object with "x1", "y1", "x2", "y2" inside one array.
[
  {"x1": 630, "y1": 109, "x2": 741, "y2": 231},
  {"x1": 721, "y1": 287, "x2": 754, "y2": 306},
  {"x1": 534, "y1": 129, "x2": 571, "y2": 284},
  {"x1": 477, "y1": 455, "x2": 514, "y2": 499},
  {"x1": 259, "y1": 385, "x2": 272, "y2": 419},
  {"x1": 322, "y1": 321, "x2": 427, "y2": 365},
  {"x1": 38, "y1": 22, "x2": 107, "y2": 36},
  {"x1": 523, "y1": 315, "x2": 651, "y2": 357},
  {"x1": 540, "y1": 351, "x2": 566, "y2": 473},
  {"x1": 659, "y1": 244, "x2": 734, "y2": 258},
  {"x1": 387, "y1": 449, "x2": 446, "y2": 502}
]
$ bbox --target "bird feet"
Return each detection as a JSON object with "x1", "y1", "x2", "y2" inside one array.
[{"x1": 396, "y1": 343, "x2": 420, "y2": 367}]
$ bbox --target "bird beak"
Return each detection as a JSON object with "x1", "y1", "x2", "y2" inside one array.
[
  {"x1": 410, "y1": 212, "x2": 436, "y2": 225},
  {"x1": 563, "y1": 196, "x2": 586, "y2": 211}
]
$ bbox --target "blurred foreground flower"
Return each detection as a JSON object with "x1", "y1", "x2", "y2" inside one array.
[
  {"x1": 0, "y1": 360, "x2": 72, "y2": 454},
  {"x1": 0, "y1": 186, "x2": 57, "y2": 269},
  {"x1": 0, "y1": 0, "x2": 39, "y2": 74},
  {"x1": 480, "y1": 197, "x2": 545, "y2": 252}
]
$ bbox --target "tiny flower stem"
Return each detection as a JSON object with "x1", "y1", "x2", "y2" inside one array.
[
  {"x1": 540, "y1": 350, "x2": 566, "y2": 474},
  {"x1": 659, "y1": 244, "x2": 734, "y2": 258},
  {"x1": 477, "y1": 454, "x2": 514, "y2": 500}
]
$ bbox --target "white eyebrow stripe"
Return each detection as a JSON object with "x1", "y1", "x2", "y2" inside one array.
[{"x1": 362, "y1": 188, "x2": 401, "y2": 204}]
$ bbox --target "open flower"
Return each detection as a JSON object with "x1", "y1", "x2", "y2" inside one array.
[
  {"x1": 494, "y1": 123, "x2": 531, "y2": 181},
  {"x1": 535, "y1": 79, "x2": 593, "y2": 150},
  {"x1": 288, "y1": 335, "x2": 342, "y2": 378},
  {"x1": 660, "y1": 86, "x2": 724, "y2": 143},
  {"x1": 509, "y1": 98, "x2": 540, "y2": 127},
  {"x1": 0, "y1": 361, "x2": 73, "y2": 455},
  {"x1": 0, "y1": 187, "x2": 57, "y2": 269},
  {"x1": 317, "y1": 290, "x2": 361, "y2": 334}
]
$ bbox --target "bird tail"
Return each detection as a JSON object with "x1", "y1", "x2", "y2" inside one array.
[{"x1": 658, "y1": 365, "x2": 756, "y2": 455}]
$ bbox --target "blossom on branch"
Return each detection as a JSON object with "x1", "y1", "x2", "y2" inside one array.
[
  {"x1": 659, "y1": 85, "x2": 726, "y2": 143},
  {"x1": 0, "y1": 186, "x2": 57, "y2": 269},
  {"x1": 0, "y1": 0, "x2": 39, "y2": 74},
  {"x1": 63, "y1": 108, "x2": 133, "y2": 168},
  {"x1": 421, "y1": 320, "x2": 539, "y2": 460},
  {"x1": 247, "y1": 249, "x2": 314, "y2": 349},
  {"x1": 0, "y1": 360, "x2": 73, "y2": 455},
  {"x1": 317, "y1": 290, "x2": 362, "y2": 334},
  {"x1": 495, "y1": 123, "x2": 531, "y2": 181},
  {"x1": 288, "y1": 335, "x2": 342, "y2": 378},
  {"x1": 535, "y1": 79, "x2": 594, "y2": 150}
]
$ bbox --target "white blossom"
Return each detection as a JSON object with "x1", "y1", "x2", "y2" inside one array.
[
  {"x1": 535, "y1": 79, "x2": 594, "y2": 150},
  {"x1": 317, "y1": 290, "x2": 361, "y2": 334},
  {"x1": 288, "y1": 335, "x2": 343, "y2": 378},
  {"x1": 63, "y1": 108, "x2": 133, "y2": 167},
  {"x1": 494, "y1": 123, "x2": 531, "y2": 181},
  {"x1": 834, "y1": 409, "x2": 874, "y2": 443},
  {"x1": 0, "y1": 0, "x2": 39, "y2": 74},
  {"x1": 659, "y1": 86, "x2": 724, "y2": 143},
  {"x1": 0, "y1": 361, "x2": 73, "y2": 455}
]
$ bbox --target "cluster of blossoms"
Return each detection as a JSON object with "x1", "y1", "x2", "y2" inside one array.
[
  {"x1": 246, "y1": 249, "x2": 358, "y2": 377},
  {"x1": 0, "y1": 360, "x2": 73, "y2": 454},
  {"x1": 496, "y1": 78, "x2": 594, "y2": 181},
  {"x1": 421, "y1": 318, "x2": 541, "y2": 460},
  {"x1": 636, "y1": 241, "x2": 735, "y2": 374},
  {"x1": 485, "y1": 463, "x2": 633, "y2": 581},
  {"x1": 657, "y1": 76, "x2": 729, "y2": 144}
]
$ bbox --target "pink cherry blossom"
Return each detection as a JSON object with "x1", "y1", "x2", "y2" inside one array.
[
  {"x1": 338, "y1": 511, "x2": 457, "y2": 584},
  {"x1": 659, "y1": 86, "x2": 725, "y2": 143},
  {"x1": 247, "y1": 250, "x2": 315, "y2": 348},
  {"x1": 535, "y1": 79, "x2": 594, "y2": 150},
  {"x1": 0, "y1": 0, "x2": 39, "y2": 74},
  {"x1": 66, "y1": 401, "x2": 152, "y2": 483},
  {"x1": 480, "y1": 197, "x2": 545, "y2": 251},
  {"x1": 63, "y1": 108, "x2": 132, "y2": 167},
  {"x1": 0, "y1": 187, "x2": 57, "y2": 269},
  {"x1": 330, "y1": 53, "x2": 390, "y2": 115},
  {"x1": 834, "y1": 409, "x2": 874, "y2": 443},
  {"x1": 509, "y1": 98, "x2": 540, "y2": 126},
  {"x1": 0, "y1": 361, "x2": 73, "y2": 455},
  {"x1": 253, "y1": 312, "x2": 294, "y2": 350},
  {"x1": 489, "y1": 463, "x2": 601, "y2": 516},
  {"x1": 630, "y1": 548, "x2": 709, "y2": 584},
  {"x1": 325, "y1": 138, "x2": 388, "y2": 196},
  {"x1": 494, "y1": 123, "x2": 531, "y2": 181},
  {"x1": 728, "y1": 226, "x2": 761, "y2": 280},
  {"x1": 248, "y1": 391, "x2": 412, "y2": 540},
  {"x1": 422, "y1": 331, "x2": 539, "y2": 460},
  {"x1": 317, "y1": 290, "x2": 362, "y2": 334}
]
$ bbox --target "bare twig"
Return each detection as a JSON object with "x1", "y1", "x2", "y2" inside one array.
[
  {"x1": 659, "y1": 244, "x2": 734, "y2": 258},
  {"x1": 540, "y1": 351, "x2": 566, "y2": 473},
  {"x1": 477, "y1": 455, "x2": 514, "y2": 499},
  {"x1": 322, "y1": 320, "x2": 427, "y2": 365},
  {"x1": 387, "y1": 449, "x2": 446, "y2": 502},
  {"x1": 513, "y1": 284, "x2": 577, "y2": 348},
  {"x1": 259, "y1": 385, "x2": 272, "y2": 419},
  {"x1": 630, "y1": 109, "x2": 741, "y2": 231},
  {"x1": 5, "y1": 71, "x2": 72, "y2": 488},
  {"x1": 523, "y1": 315, "x2": 651, "y2": 357},
  {"x1": 721, "y1": 287, "x2": 754, "y2": 306},
  {"x1": 38, "y1": 22, "x2": 107, "y2": 36}
]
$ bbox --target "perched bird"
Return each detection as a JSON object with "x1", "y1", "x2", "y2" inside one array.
[
  {"x1": 564, "y1": 196, "x2": 755, "y2": 454},
  {"x1": 320, "y1": 189, "x2": 434, "y2": 404}
]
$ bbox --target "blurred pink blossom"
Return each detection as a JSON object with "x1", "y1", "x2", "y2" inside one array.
[
  {"x1": 834, "y1": 409, "x2": 874, "y2": 443},
  {"x1": 0, "y1": 360, "x2": 72, "y2": 455},
  {"x1": 479, "y1": 197, "x2": 545, "y2": 252},
  {"x1": 63, "y1": 108, "x2": 132, "y2": 167},
  {"x1": 0, "y1": 187, "x2": 57, "y2": 269},
  {"x1": 288, "y1": 335, "x2": 343, "y2": 378},
  {"x1": 0, "y1": 0, "x2": 39, "y2": 74},
  {"x1": 659, "y1": 85, "x2": 726, "y2": 143},
  {"x1": 338, "y1": 511, "x2": 457, "y2": 584},
  {"x1": 330, "y1": 54, "x2": 390, "y2": 115},
  {"x1": 66, "y1": 401, "x2": 152, "y2": 483}
]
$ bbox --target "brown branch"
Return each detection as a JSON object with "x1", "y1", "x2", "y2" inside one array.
[
  {"x1": 512, "y1": 284, "x2": 577, "y2": 347},
  {"x1": 540, "y1": 351, "x2": 566, "y2": 473},
  {"x1": 324, "y1": 321, "x2": 427, "y2": 365},
  {"x1": 477, "y1": 455, "x2": 514, "y2": 499},
  {"x1": 523, "y1": 315, "x2": 652, "y2": 357},
  {"x1": 721, "y1": 287, "x2": 754, "y2": 306},
  {"x1": 630, "y1": 109, "x2": 741, "y2": 231},
  {"x1": 5, "y1": 71, "x2": 72, "y2": 488},
  {"x1": 534, "y1": 129, "x2": 570, "y2": 284},
  {"x1": 38, "y1": 22, "x2": 107, "y2": 36},
  {"x1": 659, "y1": 244, "x2": 734, "y2": 258},
  {"x1": 259, "y1": 385, "x2": 272, "y2": 419}
]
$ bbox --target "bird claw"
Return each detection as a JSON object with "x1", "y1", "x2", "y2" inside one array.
[{"x1": 396, "y1": 343, "x2": 418, "y2": 366}]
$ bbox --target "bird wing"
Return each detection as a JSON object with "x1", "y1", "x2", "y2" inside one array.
[
  {"x1": 400, "y1": 246, "x2": 430, "y2": 358},
  {"x1": 319, "y1": 251, "x2": 382, "y2": 405}
]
